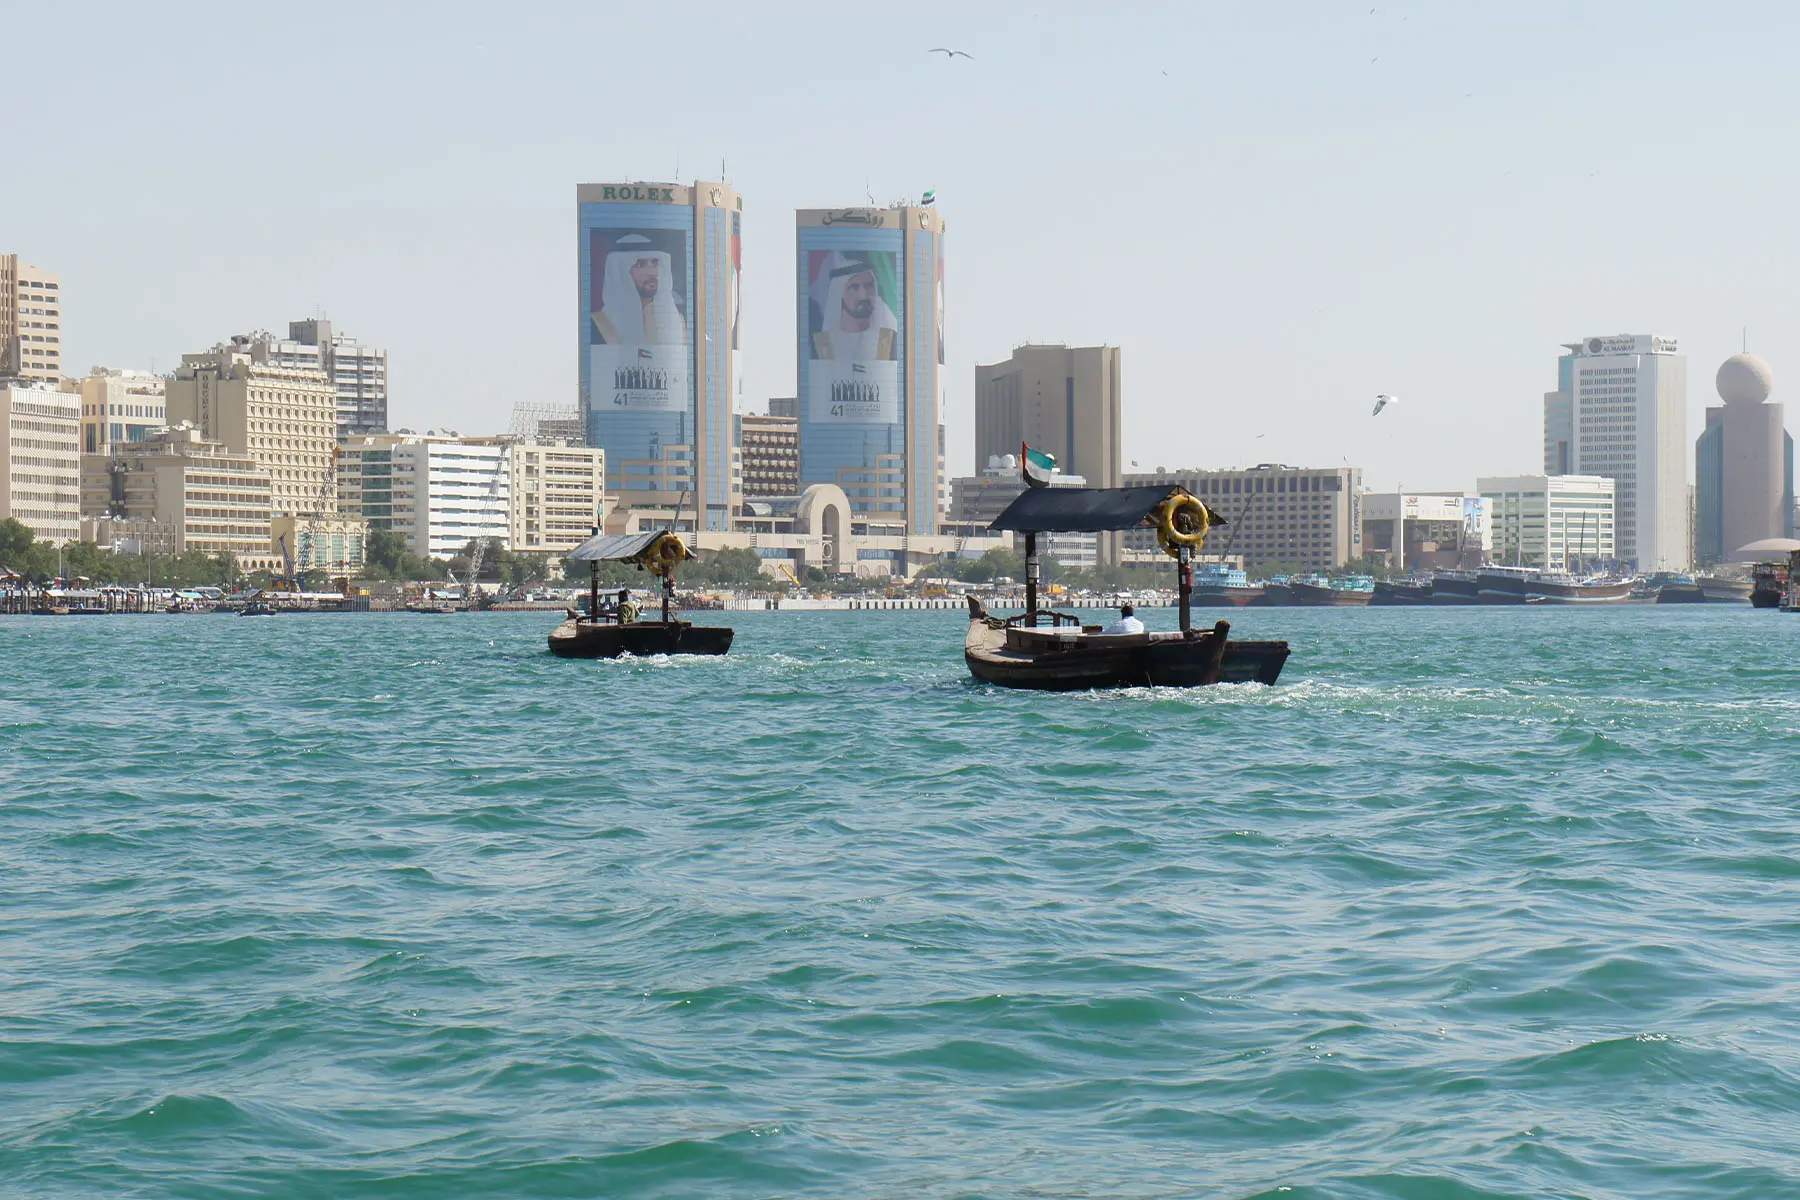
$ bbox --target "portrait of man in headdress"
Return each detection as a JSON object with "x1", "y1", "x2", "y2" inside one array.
[
  {"x1": 808, "y1": 252, "x2": 899, "y2": 361},
  {"x1": 592, "y1": 232, "x2": 688, "y2": 347}
]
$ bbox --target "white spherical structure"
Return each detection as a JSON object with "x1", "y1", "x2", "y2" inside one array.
[{"x1": 1717, "y1": 353, "x2": 1774, "y2": 405}]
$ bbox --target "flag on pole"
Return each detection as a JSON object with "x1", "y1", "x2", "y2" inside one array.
[
  {"x1": 1021, "y1": 443, "x2": 1056, "y2": 488},
  {"x1": 921, "y1": 189, "x2": 937, "y2": 206}
]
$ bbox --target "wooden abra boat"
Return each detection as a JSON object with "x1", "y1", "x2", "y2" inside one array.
[
  {"x1": 548, "y1": 528, "x2": 733, "y2": 659},
  {"x1": 962, "y1": 481, "x2": 1290, "y2": 690}
]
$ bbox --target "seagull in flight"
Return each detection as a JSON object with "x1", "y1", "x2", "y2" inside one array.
[
  {"x1": 929, "y1": 47, "x2": 974, "y2": 59},
  {"x1": 1371, "y1": 393, "x2": 1398, "y2": 416}
]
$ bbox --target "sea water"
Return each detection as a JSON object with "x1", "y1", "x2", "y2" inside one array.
[{"x1": 2, "y1": 607, "x2": 1798, "y2": 1199}]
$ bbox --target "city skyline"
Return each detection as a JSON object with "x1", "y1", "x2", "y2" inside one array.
[{"x1": 10, "y1": 2, "x2": 1800, "y2": 492}]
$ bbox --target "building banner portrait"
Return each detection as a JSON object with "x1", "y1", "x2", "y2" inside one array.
[
  {"x1": 588, "y1": 226, "x2": 691, "y2": 413},
  {"x1": 805, "y1": 249, "x2": 900, "y2": 425}
]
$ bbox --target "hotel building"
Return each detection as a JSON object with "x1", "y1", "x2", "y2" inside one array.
[
  {"x1": 577, "y1": 181, "x2": 740, "y2": 531},
  {"x1": 1121, "y1": 463, "x2": 1362, "y2": 574},
  {"x1": 795, "y1": 203, "x2": 944, "y2": 535},
  {"x1": 738, "y1": 412, "x2": 800, "y2": 498},
  {"x1": 84, "y1": 426, "x2": 274, "y2": 563},
  {"x1": 508, "y1": 440, "x2": 606, "y2": 553},
  {"x1": 0, "y1": 255, "x2": 62, "y2": 383},
  {"x1": 164, "y1": 337, "x2": 339, "y2": 516},
  {"x1": 287, "y1": 319, "x2": 389, "y2": 437}
]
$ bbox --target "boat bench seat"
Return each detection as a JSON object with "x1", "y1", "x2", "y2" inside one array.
[{"x1": 1005, "y1": 627, "x2": 1152, "y2": 651}]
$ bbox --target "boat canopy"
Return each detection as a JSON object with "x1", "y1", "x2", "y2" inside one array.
[
  {"x1": 566, "y1": 529, "x2": 694, "y2": 562},
  {"x1": 988, "y1": 485, "x2": 1219, "y2": 534}
]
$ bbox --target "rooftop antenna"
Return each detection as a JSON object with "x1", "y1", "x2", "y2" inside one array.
[
  {"x1": 675, "y1": 155, "x2": 682, "y2": 184},
  {"x1": 865, "y1": 180, "x2": 875, "y2": 206},
  {"x1": 721, "y1": 156, "x2": 728, "y2": 184},
  {"x1": 1743, "y1": 326, "x2": 1749, "y2": 353}
]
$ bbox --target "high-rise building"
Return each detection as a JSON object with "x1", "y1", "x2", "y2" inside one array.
[
  {"x1": 164, "y1": 337, "x2": 338, "y2": 516},
  {"x1": 0, "y1": 255, "x2": 63, "y2": 383},
  {"x1": 83, "y1": 426, "x2": 273, "y2": 561},
  {"x1": 738, "y1": 412, "x2": 800, "y2": 498},
  {"x1": 796, "y1": 203, "x2": 944, "y2": 535},
  {"x1": 1122, "y1": 464, "x2": 1363, "y2": 574},
  {"x1": 79, "y1": 368, "x2": 166, "y2": 454},
  {"x1": 1478, "y1": 474, "x2": 1616, "y2": 570},
  {"x1": 578, "y1": 181, "x2": 740, "y2": 531},
  {"x1": 288, "y1": 319, "x2": 389, "y2": 436},
  {"x1": 975, "y1": 343, "x2": 1122, "y2": 560},
  {"x1": 1543, "y1": 344, "x2": 1579, "y2": 475},
  {"x1": 2, "y1": 383, "x2": 82, "y2": 543},
  {"x1": 508, "y1": 440, "x2": 606, "y2": 553},
  {"x1": 1695, "y1": 353, "x2": 1793, "y2": 564},
  {"x1": 1560, "y1": 334, "x2": 1688, "y2": 570}
]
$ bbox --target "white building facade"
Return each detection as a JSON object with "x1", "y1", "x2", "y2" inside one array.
[
  {"x1": 1566, "y1": 334, "x2": 1687, "y2": 570},
  {"x1": 1477, "y1": 474, "x2": 1616, "y2": 572},
  {"x1": 508, "y1": 441, "x2": 605, "y2": 553},
  {"x1": 2, "y1": 383, "x2": 82, "y2": 543}
]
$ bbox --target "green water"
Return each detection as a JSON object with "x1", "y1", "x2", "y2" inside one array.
[{"x1": 3, "y1": 607, "x2": 1798, "y2": 1198}]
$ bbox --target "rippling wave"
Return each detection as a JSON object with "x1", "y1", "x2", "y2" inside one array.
[{"x1": 3, "y1": 607, "x2": 1798, "y2": 1198}]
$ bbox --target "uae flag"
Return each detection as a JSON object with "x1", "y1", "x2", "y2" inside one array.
[{"x1": 1021, "y1": 443, "x2": 1056, "y2": 488}]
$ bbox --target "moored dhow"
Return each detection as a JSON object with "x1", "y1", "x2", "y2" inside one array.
[
  {"x1": 1188, "y1": 561, "x2": 1264, "y2": 607},
  {"x1": 1477, "y1": 567, "x2": 1634, "y2": 605},
  {"x1": 961, "y1": 469, "x2": 1290, "y2": 690},
  {"x1": 1290, "y1": 574, "x2": 1375, "y2": 606},
  {"x1": 1427, "y1": 570, "x2": 1483, "y2": 605},
  {"x1": 1372, "y1": 578, "x2": 1433, "y2": 605}
]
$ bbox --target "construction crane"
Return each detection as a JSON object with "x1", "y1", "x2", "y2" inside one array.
[{"x1": 461, "y1": 442, "x2": 511, "y2": 607}]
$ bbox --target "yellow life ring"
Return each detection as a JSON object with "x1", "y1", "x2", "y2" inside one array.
[
  {"x1": 1157, "y1": 494, "x2": 1213, "y2": 556},
  {"x1": 650, "y1": 533, "x2": 687, "y2": 576}
]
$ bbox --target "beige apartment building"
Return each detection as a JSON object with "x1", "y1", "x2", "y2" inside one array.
[
  {"x1": 0, "y1": 255, "x2": 63, "y2": 383},
  {"x1": 509, "y1": 440, "x2": 605, "y2": 553},
  {"x1": 1122, "y1": 463, "x2": 1364, "y2": 574},
  {"x1": 164, "y1": 340, "x2": 338, "y2": 516},
  {"x1": 3, "y1": 383, "x2": 82, "y2": 543},
  {"x1": 79, "y1": 368, "x2": 167, "y2": 454},
  {"x1": 82, "y1": 425, "x2": 274, "y2": 563}
]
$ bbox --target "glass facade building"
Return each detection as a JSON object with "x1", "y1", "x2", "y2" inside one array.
[{"x1": 578, "y1": 183, "x2": 739, "y2": 531}]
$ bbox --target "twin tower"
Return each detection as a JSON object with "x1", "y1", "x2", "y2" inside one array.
[{"x1": 576, "y1": 182, "x2": 945, "y2": 535}]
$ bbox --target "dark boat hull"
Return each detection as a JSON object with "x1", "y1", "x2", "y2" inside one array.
[
  {"x1": 1372, "y1": 582, "x2": 1432, "y2": 606},
  {"x1": 1479, "y1": 572, "x2": 1632, "y2": 604},
  {"x1": 1656, "y1": 585, "x2": 1707, "y2": 604},
  {"x1": 1290, "y1": 582, "x2": 1374, "y2": 606},
  {"x1": 547, "y1": 618, "x2": 734, "y2": 658},
  {"x1": 1252, "y1": 584, "x2": 1296, "y2": 607},
  {"x1": 964, "y1": 619, "x2": 1289, "y2": 690},
  {"x1": 1429, "y1": 576, "x2": 1483, "y2": 605}
]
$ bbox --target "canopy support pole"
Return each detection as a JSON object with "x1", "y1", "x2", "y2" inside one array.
[
  {"x1": 1024, "y1": 532, "x2": 1039, "y2": 627},
  {"x1": 662, "y1": 569, "x2": 674, "y2": 623},
  {"x1": 1178, "y1": 545, "x2": 1192, "y2": 634},
  {"x1": 588, "y1": 522, "x2": 600, "y2": 624}
]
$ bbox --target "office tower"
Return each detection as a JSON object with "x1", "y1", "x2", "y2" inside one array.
[
  {"x1": 338, "y1": 432, "x2": 509, "y2": 559},
  {"x1": 1695, "y1": 353, "x2": 1793, "y2": 563},
  {"x1": 0, "y1": 255, "x2": 63, "y2": 383},
  {"x1": 1563, "y1": 334, "x2": 1688, "y2": 570},
  {"x1": 288, "y1": 319, "x2": 389, "y2": 436},
  {"x1": 578, "y1": 181, "x2": 740, "y2": 531},
  {"x1": 1478, "y1": 475, "x2": 1616, "y2": 570},
  {"x1": 950, "y1": 457, "x2": 1097, "y2": 567},
  {"x1": 1544, "y1": 344, "x2": 1579, "y2": 475},
  {"x1": 1121, "y1": 464, "x2": 1362, "y2": 574},
  {"x1": 164, "y1": 336, "x2": 338, "y2": 516},
  {"x1": 795, "y1": 202, "x2": 944, "y2": 535},
  {"x1": 767, "y1": 396, "x2": 798, "y2": 419},
  {"x1": 1360, "y1": 492, "x2": 1488, "y2": 571},
  {"x1": 2, "y1": 382, "x2": 81, "y2": 542},
  {"x1": 976, "y1": 343, "x2": 1122, "y2": 560}
]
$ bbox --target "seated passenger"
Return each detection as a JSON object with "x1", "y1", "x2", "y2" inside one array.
[{"x1": 1099, "y1": 604, "x2": 1144, "y2": 635}]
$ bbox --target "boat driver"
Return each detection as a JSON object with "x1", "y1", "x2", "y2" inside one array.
[
  {"x1": 617, "y1": 589, "x2": 640, "y2": 623},
  {"x1": 1099, "y1": 604, "x2": 1144, "y2": 635}
]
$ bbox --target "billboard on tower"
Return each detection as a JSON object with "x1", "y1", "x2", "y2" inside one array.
[
  {"x1": 801, "y1": 236, "x2": 903, "y2": 426},
  {"x1": 586, "y1": 223, "x2": 692, "y2": 415}
]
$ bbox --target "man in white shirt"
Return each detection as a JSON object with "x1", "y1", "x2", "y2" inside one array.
[{"x1": 1100, "y1": 604, "x2": 1145, "y2": 635}]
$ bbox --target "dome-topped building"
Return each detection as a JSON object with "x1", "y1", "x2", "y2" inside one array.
[{"x1": 1697, "y1": 352, "x2": 1792, "y2": 564}]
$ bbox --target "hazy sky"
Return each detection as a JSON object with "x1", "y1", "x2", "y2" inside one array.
[{"x1": 9, "y1": 0, "x2": 1798, "y2": 490}]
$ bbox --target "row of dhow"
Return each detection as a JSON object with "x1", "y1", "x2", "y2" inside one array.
[{"x1": 1184, "y1": 563, "x2": 1750, "y2": 607}]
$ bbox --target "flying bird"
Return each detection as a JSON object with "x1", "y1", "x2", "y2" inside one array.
[
  {"x1": 929, "y1": 47, "x2": 974, "y2": 59},
  {"x1": 1372, "y1": 394, "x2": 1398, "y2": 416}
]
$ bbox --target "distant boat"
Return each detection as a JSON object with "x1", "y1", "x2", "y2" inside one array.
[
  {"x1": 1478, "y1": 568, "x2": 1633, "y2": 605},
  {"x1": 548, "y1": 529, "x2": 733, "y2": 659},
  {"x1": 1188, "y1": 561, "x2": 1264, "y2": 607},
  {"x1": 1372, "y1": 579, "x2": 1433, "y2": 605},
  {"x1": 1290, "y1": 574, "x2": 1375, "y2": 606}
]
